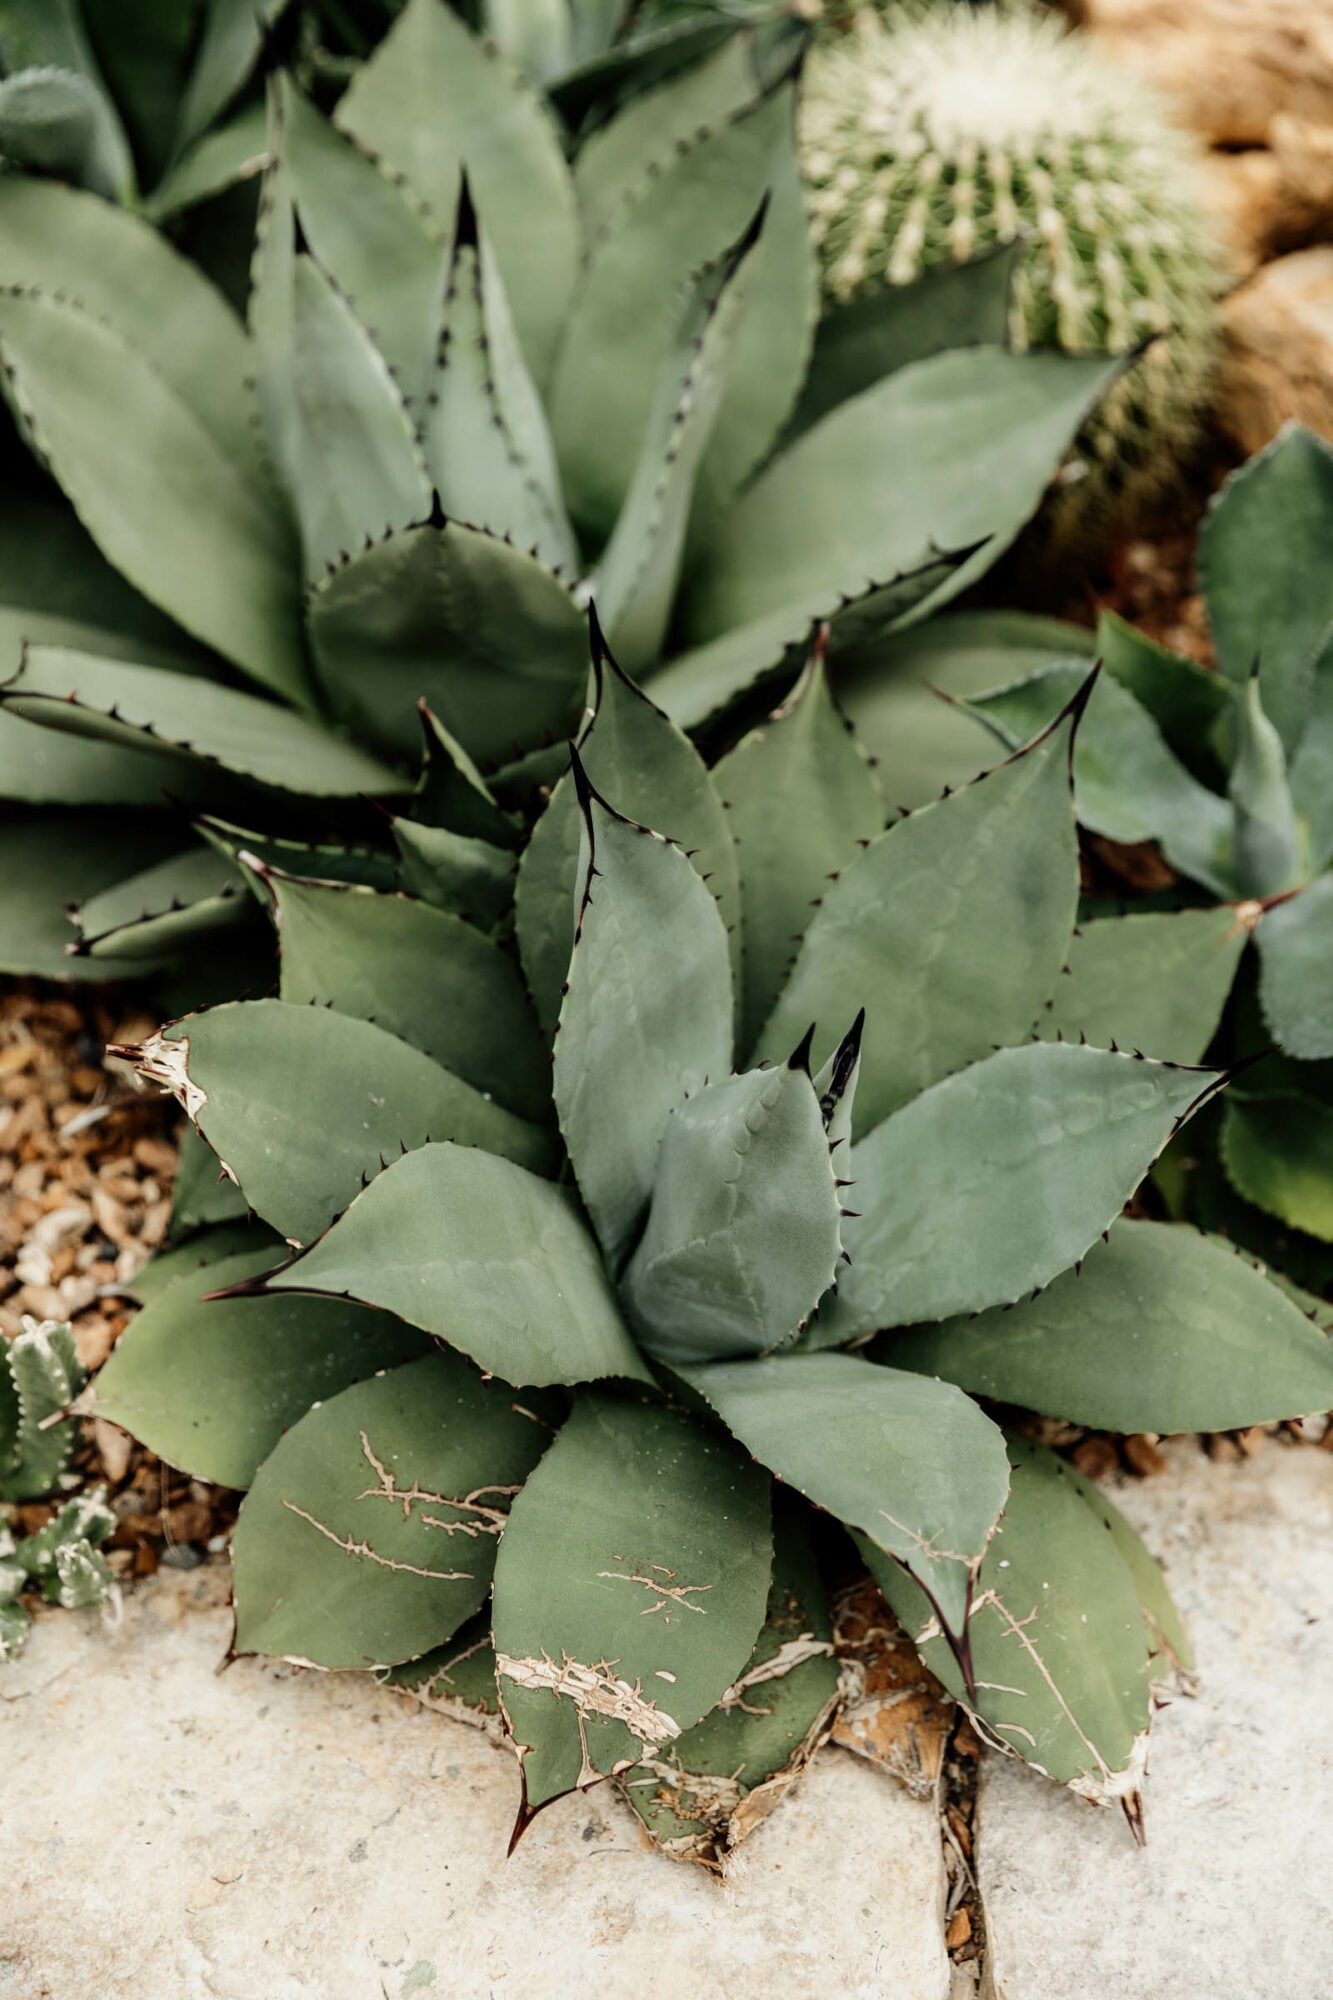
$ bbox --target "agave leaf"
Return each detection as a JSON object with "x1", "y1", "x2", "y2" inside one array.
[
  {"x1": 1200, "y1": 423, "x2": 1333, "y2": 753},
  {"x1": 0, "y1": 178, "x2": 261, "y2": 485},
  {"x1": 1290, "y1": 691, "x2": 1333, "y2": 879},
  {"x1": 622, "y1": 1058, "x2": 844, "y2": 1366},
  {"x1": 198, "y1": 816, "x2": 401, "y2": 893},
  {"x1": 760, "y1": 695, "x2": 1081, "y2": 1129},
  {"x1": 837, "y1": 610, "x2": 1094, "y2": 814},
  {"x1": 1096, "y1": 609, "x2": 1228, "y2": 782},
  {"x1": 829, "y1": 1042, "x2": 1225, "y2": 1333},
  {"x1": 688, "y1": 99, "x2": 818, "y2": 531},
  {"x1": 1256, "y1": 876, "x2": 1333, "y2": 1060},
  {"x1": 648, "y1": 548, "x2": 968, "y2": 733},
  {"x1": 864, "y1": 1438, "x2": 1155, "y2": 1807},
  {"x1": 492, "y1": 1395, "x2": 772, "y2": 1817},
  {"x1": 680, "y1": 1351, "x2": 1008, "y2": 1641},
  {"x1": 175, "y1": 0, "x2": 290, "y2": 152},
  {"x1": 483, "y1": 0, "x2": 571, "y2": 85},
  {"x1": 788, "y1": 243, "x2": 1018, "y2": 440},
  {"x1": 1060, "y1": 1458, "x2": 1195, "y2": 1688},
  {"x1": 167, "y1": 1124, "x2": 253, "y2": 1241},
  {"x1": 306, "y1": 521, "x2": 588, "y2": 765},
  {"x1": 0, "y1": 711, "x2": 208, "y2": 809},
  {"x1": 0, "y1": 67, "x2": 118, "y2": 195},
  {"x1": 233, "y1": 1351, "x2": 553, "y2": 1669},
  {"x1": 969, "y1": 662, "x2": 1236, "y2": 897},
  {"x1": 275, "y1": 77, "x2": 445, "y2": 406},
  {"x1": 262, "y1": 1141, "x2": 652, "y2": 1388},
  {"x1": 1222, "y1": 1092, "x2": 1333, "y2": 1242},
  {"x1": 550, "y1": 88, "x2": 791, "y2": 544},
  {"x1": 95, "y1": 1248, "x2": 434, "y2": 1488},
  {"x1": 0, "y1": 813, "x2": 172, "y2": 979},
  {"x1": 278, "y1": 250, "x2": 431, "y2": 582},
  {"x1": 117, "y1": 999, "x2": 555, "y2": 1246},
  {"x1": 2, "y1": 649, "x2": 398, "y2": 796},
  {"x1": 1229, "y1": 674, "x2": 1304, "y2": 898},
  {"x1": 572, "y1": 38, "x2": 760, "y2": 238},
  {"x1": 383, "y1": 1608, "x2": 500, "y2": 1717},
  {"x1": 890, "y1": 1219, "x2": 1333, "y2": 1435},
  {"x1": 412, "y1": 702, "x2": 523, "y2": 846},
  {"x1": 335, "y1": 0, "x2": 578, "y2": 389},
  {"x1": 390, "y1": 818, "x2": 514, "y2": 933},
  {"x1": 267, "y1": 872, "x2": 549, "y2": 1121},
  {"x1": 0, "y1": 295, "x2": 308, "y2": 704},
  {"x1": 147, "y1": 99, "x2": 269, "y2": 220},
  {"x1": 619, "y1": 1497, "x2": 838, "y2": 1866},
  {"x1": 1040, "y1": 906, "x2": 1246, "y2": 1066},
  {"x1": 551, "y1": 14, "x2": 745, "y2": 126},
  {"x1": 593, "y1": 205, "x2": 765, "y2": 674},
  {"x1": 128, "y1": 1222, "x2": 281, "y2": 1302},
  {"x1": 553, "y1": 760, "x2": 733, "y2": 1270},
  {"x1": 680, "y1": 348, "x2": 1119, "y2": 645},
  {"x1": 517, "y1": 632, "x2": 741, "y2": 1041},
  {"x1": 712, "y1": 654, "x2": 881, "y2": 1055},
  {"x1": 424, "y1": 187, "x2": 578, "y2": 574},
  {"x1": 71, "y1": 845, "x2": 245, "y2": 964},
  {"x1": 0, "y1": 0, "x2": 133, "y2": 198}
]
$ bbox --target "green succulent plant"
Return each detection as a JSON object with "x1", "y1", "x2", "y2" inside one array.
[
  {"x1": 849, "y1": 423, "x2": 1333, "y2": 1292},
  {"x1": 0, "y1": 0, "x2": 1123, "y2": 989},
  {"x1": 799, "y1": 0, "x2": 1220, "y2": 543},
  {"x1": 0, "y1": 1317, "x2": 117, "y2": 1661},
  {"x1": 94, "y1": 632, "x2": 1333, "y2": 1861}
]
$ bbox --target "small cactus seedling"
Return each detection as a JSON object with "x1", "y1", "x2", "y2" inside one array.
[
  {"x1": 0, "y1": 1320, "x2": 117, "y2": 1662},
  {"x1": 0, "y1": 0, "x2": 1123, "y2": 988},
  {"x1": 96, "y1": 624, "x2": 1333, "y2": 1863},
  {"x1": 800, "y1": 0, "x2": 1221, "y2": 541}
]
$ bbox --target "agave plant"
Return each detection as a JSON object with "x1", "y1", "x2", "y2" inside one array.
[
  {"x1": 857, "y1": 424, "x2": 1333, "y2": 1285},
  {"x1": 95, "y1": 633, "x2": 1333, "y2": 1862},
  {"x1": 0, "y1": 0, "x2": 1121, "y2": 986}
]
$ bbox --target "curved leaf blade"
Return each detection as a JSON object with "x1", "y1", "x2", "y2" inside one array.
[
  {"x1": 1257, "y1": 876, "x2": 1333, "y2": 1060},
  {"x1": 95, "y1": 1248, "x2": 433, "y2": 1488},
  {"x1": 553, "y1": 762, "x2": 733, "y2": 1270},
  {"x1": 1040, "y1": 906, "x2": 1246, "y2": 1066},
  {"x1": 117, "y1": 1000, "x2": 555, "y2": 1246},
  {"x1": 233, "y1": 1352, "x2": 552, "y2": 1668},
  {"x1": 492, "y1": 1395, "x2": 772, "y2": 1815},
  {"x1": 832, "y1": 1042, "x2": 1225, "y2": 1332},
  {"x1": 681, "y1": 1350, "x2": 1008, "y2": 1640},
  {"x1": 262, "y1": 1141, "x2": 651, "y2": 1388},
  {"x1": 891, "y1": 1220, "x2": 1333, "y2": 1435}
]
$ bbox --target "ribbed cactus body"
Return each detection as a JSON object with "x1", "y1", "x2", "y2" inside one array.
[{"x1": 801, "y1": 1, "x2": 1221, "y2": 539}]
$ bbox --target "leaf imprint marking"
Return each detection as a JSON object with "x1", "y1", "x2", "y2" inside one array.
[
  {"x1": 281, "y1": 1501, "x2": 472, "y2": 1581},
  {"x1": 596, "y1": 1562, "x2": 713, "y2": 1621}
]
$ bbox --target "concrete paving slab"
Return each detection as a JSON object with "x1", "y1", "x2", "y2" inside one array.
[
  {"x1": 976, "y1": 1439, "x2": 1333, "y2": 2000},
  {"x1": 0, "y1": 1564, "x2": 952, "y2": 2000}
]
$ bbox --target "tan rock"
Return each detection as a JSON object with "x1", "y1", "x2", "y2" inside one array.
[
  {"x1": 1215, "y1": 246, "x2": 1333, "y2": 455},
  {"x1": 1072, "y1": 0, "x2": 1333, "y2": 146},
  {"x1": 1198, "y1": 120, "x2": 1333, "y2": 279}
]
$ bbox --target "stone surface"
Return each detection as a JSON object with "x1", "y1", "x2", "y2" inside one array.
[
  {"x1": 1068, "y1": 0, "x2": 1333, "y2": 146},
  {"x1": 1216, "y1": 247, "x2": 1333, "y2": 456},
  {"x1": 977, "y1": 1439, "x2": 1333, "y2": 2000},
  {"x1": 1198, "y1": 119, "x2": 1333, "y2": 278},
  {"x1": 0, "y1": 1564, "x2": 951, "y2": 2000}
]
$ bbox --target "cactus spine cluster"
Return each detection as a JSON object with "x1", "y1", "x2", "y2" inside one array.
[{"x1": 800, "y1": 0, "x2": 1221, "y2": 536}]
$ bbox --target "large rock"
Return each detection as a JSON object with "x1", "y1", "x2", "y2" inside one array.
[
  {"x1": 977, "y1": 1439, "x2": 1333, "y2": 2000},
  {"x1": 0, "y1": 1564, "x2": 952, "y2": 2000},
  {"x1": 1070, "y1": 0, "x2": 1333, "y2": 146},
  {"x1": 1198, "y1": 118, "x2": 1333, "y2": 278},
  {"x1": 1216, "y1": 247, "x2": 1333, "y2": 455}
]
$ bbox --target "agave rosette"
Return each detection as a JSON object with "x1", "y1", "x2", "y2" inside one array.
[
  {"x1": 96, "y1": 634, "x2": 1333, "y2": 1862},
  {"x1": 0, "y1": 0, "x2": 1121, "y2": 988},
  {"x1": 859, "y1": 424, "x2": 1333, "y2": 1285}
]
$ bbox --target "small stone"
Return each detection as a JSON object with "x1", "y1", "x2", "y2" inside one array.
[
  {"x1": 945, "y1": 1908, "x2": 972, "y2": 1951},
  {"x1": 1216, "y1": 247, "x2": 1333, "y2": 458}
]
